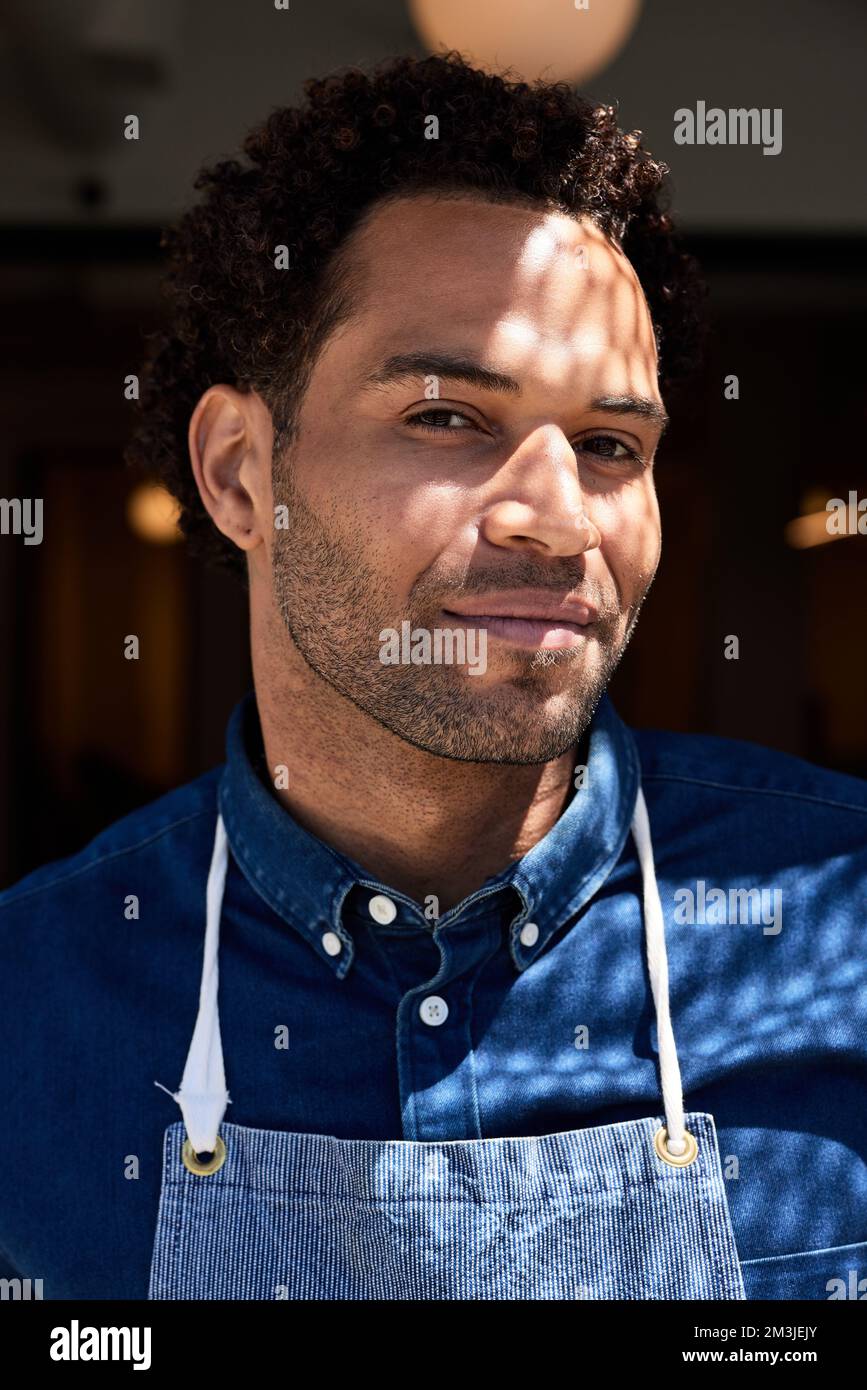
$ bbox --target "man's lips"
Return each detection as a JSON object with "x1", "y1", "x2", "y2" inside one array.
[{"x1": 440, "y1": 592, "x2": 598, "y2": 650}]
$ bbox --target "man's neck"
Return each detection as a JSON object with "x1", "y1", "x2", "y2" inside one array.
[{"x1": 252, "y1": 652, "x2": 579, "y2": 914}]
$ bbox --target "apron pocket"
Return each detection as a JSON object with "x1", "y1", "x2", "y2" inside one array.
[{"x1": 740, "y1": 1240, "x2": 867, "y2": 1300}]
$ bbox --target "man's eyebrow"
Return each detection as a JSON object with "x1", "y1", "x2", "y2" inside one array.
[
  {"x1": 589, "y1": 394, "x2": 670, "y2": 433},
  {"x1": 362, "y1": 352, "x2": 520, "y2": 397},
  {"x1": 361, "y1": 352, "x2": 669, "y2": 432}
]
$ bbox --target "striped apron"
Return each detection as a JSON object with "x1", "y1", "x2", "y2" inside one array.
[{"x1": 148, "y1": 785, "x2": 746, "y2": 1300}]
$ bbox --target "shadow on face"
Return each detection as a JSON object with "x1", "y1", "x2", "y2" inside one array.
[{"x1": 266, "y1": 193, "x2": 665, "y2": 763}]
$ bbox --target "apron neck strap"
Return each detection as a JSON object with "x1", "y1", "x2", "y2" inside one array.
[
  {"x1": 162, "y1": 785, "x2": 688, "y2": 1160},
  {"x1": 157, "y1": 812, "x2": 231, "y2": 1158},
  {"x1": 630, "y1": 785, "x2": 688, "y2": 1155}
]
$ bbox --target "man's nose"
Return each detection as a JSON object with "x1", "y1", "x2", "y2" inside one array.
[{"x1": 479, "y1": 427, "x2": 602, "y2": 557}]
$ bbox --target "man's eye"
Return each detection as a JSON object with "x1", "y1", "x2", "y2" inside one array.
[
  {"x1": 405, "y1": 409, "x2": 476, "y2": 432},
  {"x1": 577, "y1": 434, "x2": 641, "y2": 463}
]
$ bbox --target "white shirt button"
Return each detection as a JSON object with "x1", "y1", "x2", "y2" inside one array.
[
  {"x1": 419, "y1": 995, "x2": 449, "y2": 1026},
  {"x1": 321, "y1": 931, "x2": 342, "y2": 956},
  {"x1": 519, "y1": 921, "x2": 540, "y2": 947},
  {"x1": 368, "y1": 893, "x2": 397, "y2": 924}
]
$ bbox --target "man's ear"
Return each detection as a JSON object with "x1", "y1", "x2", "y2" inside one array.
[{"x1": 188, "y1": 385, "x2": 273, "y2": 554}]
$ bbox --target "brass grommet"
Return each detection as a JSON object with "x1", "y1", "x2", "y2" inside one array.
[
  {"x1": 653, "y1": 1125, "x2": 698, "y2": 1168},
  {"x1": 182, "y1": 1135, "x2": 227, "y2": 1175}
]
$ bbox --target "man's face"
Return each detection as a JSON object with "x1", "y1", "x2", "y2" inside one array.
[{"x1": 269, "y1": 194, "x2": 665, "y2": 763}]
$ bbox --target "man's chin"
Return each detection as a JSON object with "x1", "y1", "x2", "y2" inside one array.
[
  {"x1": 361, "y1": 676, "x2": 605, "y2": 765},
  {"x1": 377, "y1": 715, "x2": 591, "y2": 766},
  {"x1": 281, "y1": 616, "x2": 619, "y2": 762}
]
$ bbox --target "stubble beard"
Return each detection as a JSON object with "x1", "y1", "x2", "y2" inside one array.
[{"x1": 271, "y1": 461, "x2": 651, "y2": 765}]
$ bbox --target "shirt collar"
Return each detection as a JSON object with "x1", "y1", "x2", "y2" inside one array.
[{"x1": 218, "y1": 690, "x2": 639, "y2": 978}]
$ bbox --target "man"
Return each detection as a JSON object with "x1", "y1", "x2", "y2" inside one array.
[{"x1": 1, "y1": 52, "x2": 865, "y2": 1302}]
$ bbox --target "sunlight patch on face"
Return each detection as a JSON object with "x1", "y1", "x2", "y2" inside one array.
[
  {"x1": 484, "y1": 316, "x2": 611, "y2": 379},
  {"x1": 517, "y1": 222, "x2": 572, "y2": 272}
]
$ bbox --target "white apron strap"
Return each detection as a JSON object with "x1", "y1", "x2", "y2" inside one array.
[
  {"x1": 630, "y1": 785, "x2": 688, "y2": 1157},
  {"x1": 161, "y1": 784, "x2": 690, "y2": 1163},
  {"x1": 154, "y1": 811, "x2": 231, "y2": 1156}
]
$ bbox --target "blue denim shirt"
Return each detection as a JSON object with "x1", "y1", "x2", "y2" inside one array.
[{"x1": 1, "y1": 690, "x2": 866, "y2": 1300}]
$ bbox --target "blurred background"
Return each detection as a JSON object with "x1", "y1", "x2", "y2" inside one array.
[{"x1": 0, "y1": 0, "x2": 865, "y2": 887}]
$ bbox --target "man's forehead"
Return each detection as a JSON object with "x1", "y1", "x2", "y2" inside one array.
[
  {"x1": 351, "y1": 193, "x2": 630, "y2": 289},
  {"x1": 343, "y1": 194, "x2": 657, "y2": 366}
]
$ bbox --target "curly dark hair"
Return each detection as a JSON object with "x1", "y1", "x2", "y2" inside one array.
[{"x1": 124, "y1": 50, "x2": 707, "y2": 582}]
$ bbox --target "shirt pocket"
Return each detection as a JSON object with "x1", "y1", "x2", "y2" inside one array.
[{"x1": 741, "y1": 1240, "x2": 867, "y2": 1300}]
